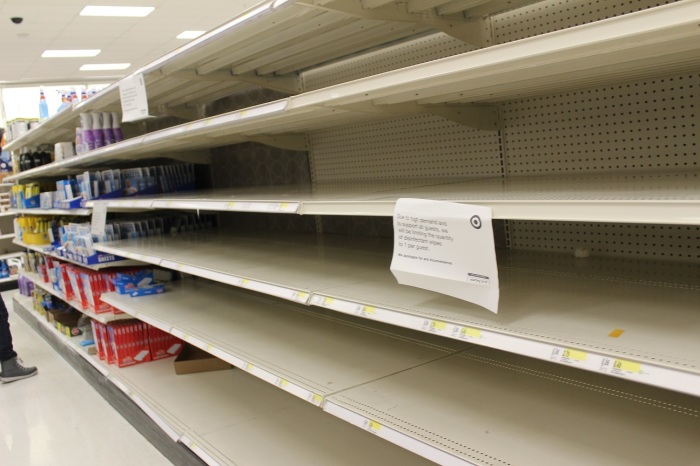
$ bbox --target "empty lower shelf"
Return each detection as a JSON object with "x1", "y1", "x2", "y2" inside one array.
[
  {"x1": 326, "y1": 347, "x2": 700, "y2": 466},
  {"x1": 95, "y1": 231, "x2": 700, "y2": 396},
  {"x1": 101, "y1": 279, "x2": 468, "y2": 405},
  {"x1": 13, "y1": 293, "x2": 435, "y2": 466}
]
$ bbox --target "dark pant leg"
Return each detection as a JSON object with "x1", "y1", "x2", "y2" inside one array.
[{"x1": 0, "y1": 297, "x2": 17, "y2": 362}]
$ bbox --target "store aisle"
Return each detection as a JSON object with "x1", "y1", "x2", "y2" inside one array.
[{"x1": 0, "y1": 291, "x2": 173, "y2": 466}]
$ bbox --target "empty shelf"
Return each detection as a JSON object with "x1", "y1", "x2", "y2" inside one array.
[
  {"x1": 13, "y1": 294, "x2": 433, "y2": 466},
  {"x1": 102, "y1": 279, "x2": 469, "y2": 405},
  {"x1": 95, "y1": 231, "x2": 700, "y2": 396},
  {"x1": 326, "y1": 347, "x2": 700, "y2": 466}
]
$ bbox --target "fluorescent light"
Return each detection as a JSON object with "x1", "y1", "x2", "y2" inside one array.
[
  {"x1": 42, "y1": 49, "x2": 101, "y2": 58},
  {"x1": 80, "y1": 63, "x2": 131, "y2": 71},
  {"x1": 80, "y1": 6, "x2": 155, "y2": 17},
  {"x1": 176, "y1": 30, "x2": 206, "y2": 40}
]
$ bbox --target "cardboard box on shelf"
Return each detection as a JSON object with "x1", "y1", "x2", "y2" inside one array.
[{"x1": 174, "y1": 343, "x2": 232, "y2": 375}]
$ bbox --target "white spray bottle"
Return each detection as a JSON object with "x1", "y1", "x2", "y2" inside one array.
[
  {"x1": 111, "y1": 112, "x2": 123, "y2": 142},
  {"x1": 102, "y1": 112, "x2": 115, "y2": 145},
  {"x1": 91, "y1": 113, "x2": 104, "y2": 149},
  {"x1": 80, "y1": 114, "x2": 95, "y2": 151}
]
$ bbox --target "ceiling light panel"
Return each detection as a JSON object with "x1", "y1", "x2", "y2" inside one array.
[
  {"x1": 80, "y1": 63, "x2": 131, "y2": 71},
  {"x1": 42, "y1": 50, "x2": 101, "y2": 58},
  {"x1": 80, "y1": 6, "x2": 155, "y2": 17},
  {"x1": 176, "y1": 31, "x2": 206, "y2": 39}
]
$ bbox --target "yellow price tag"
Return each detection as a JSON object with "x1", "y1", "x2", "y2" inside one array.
[
  {"x1": 430, "y1": 320, "x2": 447, "y2": 331},
  {"x1": 228, "y1": 202, "x2": 236, "y2": 209},
  {"x1": 460, "y1": 327, "x2": 481, "y2": 338},
  {"x1": 367, "y1": 420, "x2": 382, "y2": 433},
  {"x1": 323, "y1": 297, "x2": 334, "y2": 306},
  {"x1": 207, "y1": 344, "x2": 213, "y2": 351},
  {"x1": 362, "y1": 306, "x2": 375, "y2": 315},
  {"x1": 614, "y1": 359, "x2": 642, "y2": 373},
  {"x1": 563, "y1": 348, "x2": 587, "y2": 362},
  {"x1": 309, "y1": 393, "x2": 322, "y2": 404},
  {"x1": 246, "y1": 363, "x2": 254, "y2": 371},
  {"x1": 183, "y1": 334, "x2": 190, "y2": 341},
  {"x1": 278, "y1": 378, "x2": 289, "y2": 388},
  {"x1": 240, "y1": 279, "x2": 249, "y2": 286}
]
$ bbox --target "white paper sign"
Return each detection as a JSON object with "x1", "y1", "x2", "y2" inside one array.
[
  {"x1": 90, "y1": 201, "x2": 108, "y2": 241},
  {"x1": 119, "y1": 73, "x2": 151, "y2": 122},
  {"x1": 390, "y1": 199, "x2": 499, "y2": 313}
]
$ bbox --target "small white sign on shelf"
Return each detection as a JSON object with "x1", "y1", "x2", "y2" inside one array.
[
  {"x1": 91, "y1": 201, "x2": 108, "y2": 241},
  {"x1": 390, "y1": 198, "x2": 499, "y2": 313},
  {"x1": 119, "y1": 73, "x2": 152, "y2": 122}
]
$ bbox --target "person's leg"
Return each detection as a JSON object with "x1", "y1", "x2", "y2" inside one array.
[
  {"x1": 0, "y1": 298, "x2": 37, "y2": 383},
  {"x1": 0, "y1": 297, "x2": 17, "y2": 362}
]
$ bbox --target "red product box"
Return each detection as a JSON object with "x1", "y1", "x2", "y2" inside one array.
[
  {"x1": 148, "y1": 326, "x2": 183, "y2": 360},
  {"x1": 59, "y1": 264, "x2": 75, "y2": 301},
  {"x1": 108, "y1": 321, "x2": 152, "y2": 368}
]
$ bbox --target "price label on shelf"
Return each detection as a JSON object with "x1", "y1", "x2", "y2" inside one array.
[
  {"x1": 422, "y1": 319, "x2": 448, "y2": 334},
  {"x1": 363, "y1": 419, "x2": 382, "y2": 434},
  {"x1": 453, "y1": 326, "x2": 482, "y2": 340},
  {"x1": 354, "y1": 305, "x2": 375, "y2": 317},
  {"x1": 276, "y1": 377, "x2": 289, "y2": 388},
  {"x1": 600, "y1": 357, "x2": 646, "y2": 377},
  {"x1": 292, "y1": 291, "x2": 309, "y2": 302},
  {"x1": 551, "y1": 347, "x2": 587, "y2": 365},
  {"x1": 307, "y1": 393, "x2": 323, "y2": 405}
]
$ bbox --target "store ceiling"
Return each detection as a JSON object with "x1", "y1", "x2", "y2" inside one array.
[{"x1": 0, "y1": 0, "x2": 261, "y2": 86}]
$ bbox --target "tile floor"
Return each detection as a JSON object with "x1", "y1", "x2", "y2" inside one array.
[{"x1": 0, "y1": 290, "x2": 173, "y2": 466}]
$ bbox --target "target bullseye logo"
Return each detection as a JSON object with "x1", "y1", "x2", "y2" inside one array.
[{"x1": 470, "y1": 215, "x2": 482, "y2": 229}]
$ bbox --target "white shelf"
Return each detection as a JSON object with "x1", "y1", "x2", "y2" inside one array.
[
  {"x1": 21, "y1": 271, "x2": 132, "y2": 324},
  {"x1": 0, "y1": 233, "x2": 15, "y2": 240},
  {"x1": 0, "y1": 275, "x2": 18, "y2": 284},
  {"x1": 325, "y1": 348, "x2": 700, "y2": 466},
  {"x1": 27, "y1": 284, "x2": 700, "y2": 466},
  {"x1": 11, "y1": 208, "x2": 92, "y2": 216},
  {"x1": 14, "y1": 239, "x2": 144, "y2": 270},
  {"x1": 13, "y1": 293, "x2": 438, "y2": 466},
  {"x1": 94, "y1": 231, "x2": 700, "y2": 397},
  {"x1": 101, "y1": 279, "x2": 468, "y2": 405},
  {"x1": 81, "y1": 171, "x2": 700, "y2": 224},
  {"x1": 0, "y1": 251, "x2": 24, "y2": 261},
  {"x1": 3, "y1": 0, "x2": 533, "y2": 155},
  {"x1": 9, "y1": 1, "x2": 700, "y2": 183}
]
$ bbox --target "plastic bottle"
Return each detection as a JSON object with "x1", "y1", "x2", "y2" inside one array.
[
  {"x1": 58, "y1": 92, "x2": 70, "y2": 112},
  {"x1": 70, "y1": 89, "x2": 79, "y2": 104},
  {"x1": 39, "y1": 90, "x2": 49, "y2": 121},
  {"x1": 0, "y1": 260, "x2": 9, "y2": 279},
  {"x1": 91, "y1": 113, "x2": 105, "y2": 149},
  {"x1": 80, "y1": 114, "x2": 95, "y2": 151},
  {"x1": 81, "y1": 89, "x2": 88, "y2": 101},
  {"x1": 111, "y1": 112, "x2": 123, "y2": 142},
  {"x1": 102, "y1": 112, "x2": 115, "y2": 145}
]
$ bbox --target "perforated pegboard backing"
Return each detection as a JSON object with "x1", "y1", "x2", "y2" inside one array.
[
  {"x1": 509, "y1": 221, "x2": 700, "y2": 263},
  {"x1": 501, "y1": 72, "x2": 699, "y2": 175},
  {"x1": 301, "y1": 33, "x2": 478, "y2": 91},
  {"x1": 492, "y1": 0, "x2": 681, "y2": 45},
  {"x1": 309, "y1": 114, "x2": 501, "y2": 181}
]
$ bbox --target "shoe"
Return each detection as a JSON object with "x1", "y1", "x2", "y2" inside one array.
[{"x1": 0, "y1": 357, "x2": 38, "y2": 383}]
